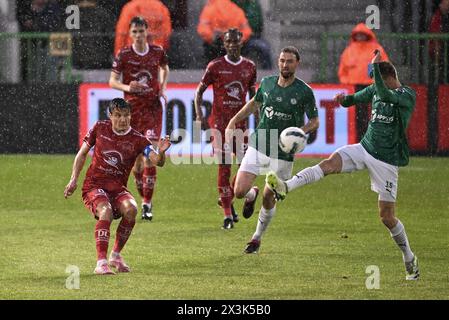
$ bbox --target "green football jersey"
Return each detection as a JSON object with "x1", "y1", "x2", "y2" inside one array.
[
  {"x1": 250, "y1": 76, "x2": 318, "y2": 161},
  {"x1": 341, "y1": 64, "x2": 416, "y2": 166}
]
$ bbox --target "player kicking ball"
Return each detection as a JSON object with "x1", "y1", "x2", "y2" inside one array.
[
  {"x1": 265, "y1": 50, "x2": 419, "y2": 280},
  {"x1": 64, "y1": 98, "x2": 171, "y2": 275}
]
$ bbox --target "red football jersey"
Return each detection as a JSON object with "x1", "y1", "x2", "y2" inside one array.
[
  {"x1": 200, "y1": 55, "x2": 257, "y2": 129},
  {"x1": 112, "y1": 44, "x2": 168, "y2": 106},
  {"x1": 82, "y1": 120, "x2": 151, "y2": 193}
]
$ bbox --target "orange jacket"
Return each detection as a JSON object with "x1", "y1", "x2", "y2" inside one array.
[
  {"x1": 197, "y1": 0, "x2": 252, "y2": 44},
  {"x1": 338, "y1": 23, "x2": 389, "y2": 85},
  {"x1": 114, "y1": 0, "x2": 172, "y2": 55}
]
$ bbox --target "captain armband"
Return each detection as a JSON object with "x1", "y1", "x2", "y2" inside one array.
[{"x1": 143, "y1": 145, "x2": 159, "y2": 158}]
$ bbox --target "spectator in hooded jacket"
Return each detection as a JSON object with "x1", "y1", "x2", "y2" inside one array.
[
  {"x1": 338, "y1": 23, "x2": 389, "y2": 141},
  {"x1": 114, "y1": 0, "x2": 172, "y2": 55},
  {"x1": 197, "y1": 0, "x2": 252, "y2": 65}
]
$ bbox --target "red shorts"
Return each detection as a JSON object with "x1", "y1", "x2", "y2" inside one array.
[
  {"x1": 82, "y1": 187, "x2": 135, "y2": 220},
  {"x1": 130, "y1": 99, "x2": 163, "y2": 141}
]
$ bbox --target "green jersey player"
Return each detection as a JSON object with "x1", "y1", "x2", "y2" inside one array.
[
  {"x1": 226, "y1": 46, "x2": 319, "y2": 254},
  {"x1": 266, "y1": 50, "x2": 419, "y2": 281}
]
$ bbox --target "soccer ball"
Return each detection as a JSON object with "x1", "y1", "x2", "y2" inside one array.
[{"x1": 279, "y1": 127, "x2": 307, "y2": 154}]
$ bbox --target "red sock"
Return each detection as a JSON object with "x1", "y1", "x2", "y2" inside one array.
[
  {"x1": 133, "y1": 170, "x2": 144, "y2": 198},
  {"x1": 95, "y1": 220, "x2": 111, "y2": 261},
  {"x1": 218, "y1": 165, "x2": 233, "y2": 217},
  {"x1": 143, "y1": 166, "x2": 157, "y2": 204},
  {"x1": 112, "y1": 218, "x2": 136, "y2": 253}
]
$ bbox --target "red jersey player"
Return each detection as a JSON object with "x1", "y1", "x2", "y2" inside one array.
[
  {"x1": 194, "y1": 28, "x2": 257, "y2": 230},
  {"x1": 64, "y1": 98, "x2": 171, "y2": 275},
  {"x1": 109, "y1": 16, "x2": 169, "y2": 221}
]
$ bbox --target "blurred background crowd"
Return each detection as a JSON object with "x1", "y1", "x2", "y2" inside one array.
[{"x1": 0, "y1": 0, "x2": 447, "y2": 85}]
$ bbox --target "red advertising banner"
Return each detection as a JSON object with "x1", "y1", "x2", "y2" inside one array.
[
  {"x1": 407, "y1": 84, "x2": 428, "y2": 152},
  {"x1": 438, "y1": 85, "x2": 449, "y2": 152}
]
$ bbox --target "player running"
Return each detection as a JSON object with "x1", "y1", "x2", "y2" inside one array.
[
  {"x1": 109, "y1": 16, "x2": 169, "y2": 221},
  {"x1": 226, "y1": 46, "x2": 319, "y2": 252},
  {"x1": 64, "y1": 98, "x2": 171, "y2": 275},
  {"x1": 266, "y1": 50, "x2": 420, "y2": 280},
  {"x1": 194, "y1": 28, "x2": 257, "y2": 230}
]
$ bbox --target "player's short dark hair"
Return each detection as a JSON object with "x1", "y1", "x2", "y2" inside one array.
[
  {"x1": 378, "y1": 61, "x2": 398, "y2": 79},
  {"x1": 129, "y1": 16, "x2": 148, "y2": 29},
  {"x1": 109, "y1": 98, "x2": 131, "y2": 113},
  {"x1": 224, "y1": 28, "x2": 243, "y2": 40},
  {"x1": 281, "y1": 46, "x2": 300, "y2": 61}
]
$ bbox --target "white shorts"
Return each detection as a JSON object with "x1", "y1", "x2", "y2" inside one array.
[
  {"x1": 238, "y1": 146, "x2": 294, "y2": 180},
  {"x1": 335, "y1": 143, "x2": 399, "y2": 202}
]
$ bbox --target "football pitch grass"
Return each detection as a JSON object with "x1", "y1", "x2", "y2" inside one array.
[{"x1": 0, "y1": 155, "x2": 448, "y2": 300}]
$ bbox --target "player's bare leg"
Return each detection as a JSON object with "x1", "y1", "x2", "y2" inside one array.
[
  {"x1": 234, "y1": 171, "x2": 259, "y2": 219},
  {"x1": 244, "y1": 186, "x2": 276, "y2": 254},
  {"x1": 379, "y1": 201, "x2": 419, "y2": 280},
  {"x1": 109, "y1": 199, "x2": 137, "y2": 273},
  {"x1": 94, "y1": 202, "x2": 115, "y2": 275}
]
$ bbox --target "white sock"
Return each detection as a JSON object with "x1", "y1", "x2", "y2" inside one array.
[
  {"x1": 245, "y1": 188, "x2": 256, "y2": 202},
  {"x1": 96, "y1": 259, "x2": 108, "y2": 267},
  {"x1": 389, "y1": 220, "x2": 414, "y2": 262},
  {"x1": 286, "y1": 164, "x2": 324, "y2": 192},
  {"x1": 111, "y1": 251, "x2": 121, "y2": 258},
  {"x1": 252, "y1": 206, "x2": 276, "y2": 241}
]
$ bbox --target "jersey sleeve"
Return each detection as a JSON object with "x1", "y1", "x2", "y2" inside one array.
[
  {"x1": 341, "y1": 85, "x2": 375, "y2": 107},
  {"x1": 254, "y1": 78, "x2": 265, "y2": 103},
  {"x1": 160, "y1": 49, "x2": 168, "y2": 66},
  {"x1": 111, "y1": 50, "x2": 123, "y2": 74},
  {"x1": 373, "y1": 63, "x2": 415, "y2": 107},
  {"x1": 303, "y1": 87, "x2": 319, "y2": 120},
  {"x1": 83, "y1": 122, "x2": 98, "y2": 148},
  {"x1": 200, "y1": 62, "x2": 215, "y2": 87}
]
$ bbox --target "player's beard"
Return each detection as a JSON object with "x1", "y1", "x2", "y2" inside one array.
[{"x1": 281, "y1": 70, "x2": 294, "y2": 80}]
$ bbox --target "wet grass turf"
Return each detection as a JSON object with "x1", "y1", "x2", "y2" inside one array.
[{"x1": 0, "y1": 155, "x2": 448, "y2": 299}]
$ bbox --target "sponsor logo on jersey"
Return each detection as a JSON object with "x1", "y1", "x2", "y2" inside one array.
[
  {"x1": 130, "y1": 70, "x2": 152, "y2": 89},
  {"x1": 219, "y1": 70, "x2": 232, "y2": 74},
  {"x1": 265, "y1": 106, "x2": 274, "y2": 119},
  {"x1": 224, "y1": 81, "x2": 244, "y2": 100},
  {"x1": 371, "y1": 109, "x2": 394, "y2": 123},
  {"x1": 291, "y1": 98, "x2": 297, "y2": 105},
  {"x1": 128, "y1": 60, "x2": 140, "y2": 65},
  {"x1": 102, "y1": 150, "x2": 123, "y2": 169},
  {"x1": 264, "y1": 107, "x2": 292, "y2": 121}
]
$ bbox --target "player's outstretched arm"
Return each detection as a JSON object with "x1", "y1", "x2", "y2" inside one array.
[
  {"x1": 144, "y1": 136, "x2": 171, "y2": 167},
  {"x1": 227, "y1": 96, "x2": 260, "y2": 129},
  {"x1": 64, "y1": 142, "x2": 90, "y2": 199},
  {"x1": 225, "y1": 97, "x2": 261, "y2": 146},
  {"x1": 301, "y1": 116, "x2": 319, "y2": 134},
  {"x1": 372, "y1": 63, "x2": 402, "y2": 104}
]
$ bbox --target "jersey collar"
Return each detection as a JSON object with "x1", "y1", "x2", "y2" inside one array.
[
  {"x1": 112, "y1": 126, "x2": 132, "y2": 136},
  {"x1": 224, "y1": 55, "x2": 243, "y2": 66},
  {"x1": 132, "y1": 43, "x2": 149, "y2": 56}
]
